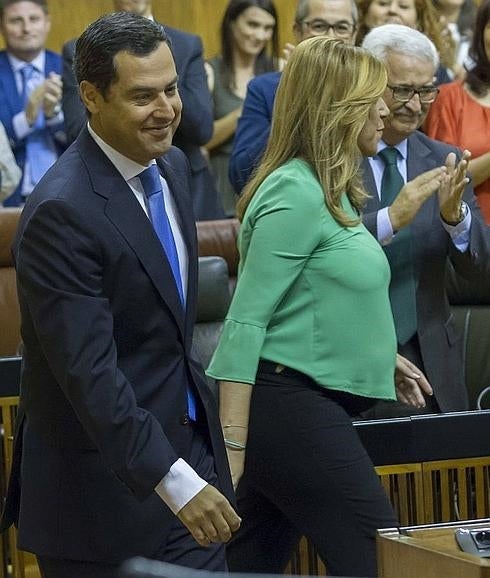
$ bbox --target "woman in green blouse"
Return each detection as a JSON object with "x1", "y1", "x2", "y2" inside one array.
[{"x1": 207, "y1": 37, "x2": 434, "y2": 577}]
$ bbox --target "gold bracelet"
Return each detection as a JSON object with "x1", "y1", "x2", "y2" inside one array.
[{"x1": 223, "y1": 424, "x2": 248, "y2": 429}]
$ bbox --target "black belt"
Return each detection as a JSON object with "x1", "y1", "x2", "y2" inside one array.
[{"x1": 257, "y1": 360, "x2": 315, "y2": 385}]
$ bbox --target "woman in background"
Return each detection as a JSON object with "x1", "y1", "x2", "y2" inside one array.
[
  {"x1": 205, "y1": 0, "x2": 278, "y2": 216},
  {"x1": 207, "y1": 36, "x2": 438, "y2": 577},
  {"x1": 425, "y1": 0, "x2": 490, "y2": 223},
  {"x1": 356, "y1": 0, "x2": 457, "y2": 82},
  {"x1": 433, "y1": 0, "x2": 475, "y2": 76}
]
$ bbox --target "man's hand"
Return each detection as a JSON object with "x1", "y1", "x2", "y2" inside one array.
[
  {"x1": 281, "y1": 42, "x2": 296, "y2": 65},
  {"x1": 43, "y1": 72, "x2": 63, "y2": 119},
  {"x1": 25, "y1": 73, "x2": 63, "y2": 125},
  {"x1": 395, "y1": 353, "x2": 433, "y2": 407},
  {"x1": 25, "y1": 83, "x2": 45, "y2": 126},
  {"x1": 388, "y1": 166, "x2": 447, "y2": 231},
  {"x1": 177, "y1": 484, "x2": 241, "y2": 547},
  {"x1": 439, "y1": 150, "x2": 471, "y2": 224}
]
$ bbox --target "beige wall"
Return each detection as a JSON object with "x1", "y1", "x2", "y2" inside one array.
[{"x1": 0, "y1": 0, "x2": 298, "y2": 59}]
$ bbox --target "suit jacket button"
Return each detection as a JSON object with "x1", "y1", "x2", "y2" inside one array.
[{"x1": 180, "y1": 414, "x2": 190, "y2": 425}]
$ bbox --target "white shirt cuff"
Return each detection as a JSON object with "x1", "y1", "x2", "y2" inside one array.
[
  {"x1": 13, "y1": 111, "x2": 30, "y2": 140},
  {"x1": 154, "y1": 458, "x2": 208, "y2": 515},
  {"x1": 376, "y1": 207, "x2": 394, "y2": 245},
  {"x1": 441, "y1": 202, "x2": 472, "y2": 253}
]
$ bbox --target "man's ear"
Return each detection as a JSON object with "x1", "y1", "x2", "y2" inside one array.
[{"x1": 79, "y1": 80, "x2": 103, "y2": 114}]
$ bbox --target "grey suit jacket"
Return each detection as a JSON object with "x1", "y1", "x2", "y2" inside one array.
[{"x1": 362, "y1": 130, "x2": 490, "y2": 412}]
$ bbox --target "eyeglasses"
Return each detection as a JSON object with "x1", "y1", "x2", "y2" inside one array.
[
  {"x1": 387, "y1": 84, "x2": 440, "y2": 104},
  {"x1": 301, "y1": 19, "x2": 356, "y2": 38}
]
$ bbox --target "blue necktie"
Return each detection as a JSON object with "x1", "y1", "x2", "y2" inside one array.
[
  {"x1": 139, "y1": 165, "x2": 196, "y2": 420},
  {"x1": 20, "y1": 64, "x2": 57, "y2": 185},
  {"x1": 379, "y1": 147, "x2": 418, "y2": 345}
]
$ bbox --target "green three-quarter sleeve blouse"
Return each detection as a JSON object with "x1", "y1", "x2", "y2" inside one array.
[{"x1": 207, "y1": 158, "x2": 397, "y2": 401}]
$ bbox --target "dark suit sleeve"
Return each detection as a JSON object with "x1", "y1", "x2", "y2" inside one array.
[
  {"x1": 61, "y1": 40, "x2": 87, "y2": 145},
  {"x1": 16, "y1": 199, "x2": 178, "y2": 500},
  {"x1": 173, "y1": 34, "x2": 213, "y2": 146},
  {"x1": 362, "y1": 210, "x2": 378, "y2": 238},
  {"x1": 229, "y1": 77, "x2": 271, "y2": 193}
]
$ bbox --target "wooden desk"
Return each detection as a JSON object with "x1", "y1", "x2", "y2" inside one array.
[{"x1": 378, "y1": 520, "x2": 490, "y2": 578}]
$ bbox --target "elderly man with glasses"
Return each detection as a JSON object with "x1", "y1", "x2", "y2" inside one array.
[
  {"x1": 360, "y1": 24, "x2": 490, "y2": 418},
  {"x1": 229, "y1": 0, "x2": 358, "y2": 193}
]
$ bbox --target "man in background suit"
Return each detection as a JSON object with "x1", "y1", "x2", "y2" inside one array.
[
  {"x1": 61, "y1": 0, "x2": 224, "y2": 220},
  {"x1": 360, "y1": 24, "x2": 490, "y2": 417},
  {"x1": 0, "y1": 0, "x2": 65, "y2": 207},
  {"x1": 0, "y1": 12, "x2": 239, "y2": 578},
  {"x1": 229, "y1": 0, "x2": 358, "y2": 193}
]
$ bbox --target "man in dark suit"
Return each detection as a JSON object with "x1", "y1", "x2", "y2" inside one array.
[
  {"x1": 61, "y1": 0, "x2": 224, "y2": 220},
  {"x1": 0, "y1": 0, "x2": 65, "y2": 207},
  {"x1": 360, "y1": 24, "x2": 490, "y2": 417},
  {"x1": 0, "y1": 12, "x2": 239, "y2": 578},
  {"x1": 229, "y1": 0, "x2": 359, "y2": 193}
]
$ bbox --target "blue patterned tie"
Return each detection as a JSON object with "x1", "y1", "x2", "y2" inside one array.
[
  {"x1": 139, "y1": 165, "x2": 196, "y2": 420},
  {"x1": 379, "y1": 147, "x2": 418, "y2": 345},
  {"x1": 20, "y1": 64, "x2": 57, "y2": 185}
]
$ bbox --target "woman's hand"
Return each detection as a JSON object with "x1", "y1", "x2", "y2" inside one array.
[
  {"x1": 394, "y1": 353, "x2": 433, "y2": 407},
  {"x1": 225, "y1": 444, "x2": 246, "y2": 490},
  {"x1": 219, "y1": 380, "x2": 252, "y2": 490}
]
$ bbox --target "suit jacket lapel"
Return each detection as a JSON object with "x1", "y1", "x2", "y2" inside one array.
[
  {"x1": 361, "y1": 158, "x2": 379, "y2": 211},
  {"x1": 406, "y1": 132, "x2": 439, "y2": 231},
  {"x1": 0, "y1": 53, "x2": 22, "y2": 117},
  {"x1": 77, "y1": 129, "x2": 186, "y2": 339}
]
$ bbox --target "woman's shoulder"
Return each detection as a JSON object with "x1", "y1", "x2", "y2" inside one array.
[
  {"x1": 250, "y1": 159, "x2": 325, "y2": 214},
  {"x1": 261, "y1": 159, "x2": 320, "y2": 192},
  {"x1": 437, "y1": 81, "x2": 466, "y2": 102}
]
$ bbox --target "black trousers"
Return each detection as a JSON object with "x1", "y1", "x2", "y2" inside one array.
[
  {"x1": 227, "y1": 362, "x2": 398, "y2": 578},
  {"x1": 37, "y1": 424, "x2": 226, "y2": 578}
]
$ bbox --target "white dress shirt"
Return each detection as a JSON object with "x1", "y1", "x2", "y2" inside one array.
[{"x1": 7, "y1": 51, "x2": 64, "y2": 196}]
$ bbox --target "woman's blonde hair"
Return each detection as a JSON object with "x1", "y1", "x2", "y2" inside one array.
[{"x1": 237, "y1": 37, "x2": 387, "y2": 226}]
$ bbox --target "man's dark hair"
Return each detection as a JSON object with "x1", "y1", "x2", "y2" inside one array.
[
  {"x1": 74, "y1": 12, "x2": 169, "y2": 98},
  {"x1": 0, "y1": 0, "x2": 48, "y2": 18}
]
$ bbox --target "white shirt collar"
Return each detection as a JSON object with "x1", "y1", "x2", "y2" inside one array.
[
  {"x1": 87, "y1": 122, "x2": 155, "y2": 181},
  {"x1": 7, "y1": 50, "x2": 45, "y2": 75},
  {"x1": 376, "y1": 138, "x2": 408, "y2": 161}
]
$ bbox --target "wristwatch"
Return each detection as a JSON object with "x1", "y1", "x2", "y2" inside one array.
[
  {"x1": 46, "y1": 103, "x2": 62, "y2": 119},
  {"x1": 442, "y1": 202, "x2": 468, "y2": 226}
]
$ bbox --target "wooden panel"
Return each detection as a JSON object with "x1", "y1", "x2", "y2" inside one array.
[
  {"x1": 287, "y1": 458, "x2": 490, "y2": 575},
  {"x1": 0, "y1": 396, "x2": 39, "y2": 578},
  {"x1": 422, "y1": 457, "x2": 490, "y2": 525},
  {"x1": 376, "y1": 463, "x2": 426, "y2": 526},
  {"x1": 0, "y1": 0, "x2": 299, "y2": 60}
]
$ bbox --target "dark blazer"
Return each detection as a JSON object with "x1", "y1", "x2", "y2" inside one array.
[
  {"x1": 0, "y1": 50, "x2": 65, "y2": 207},
  {"x1": 0, "y1": 128, "x2": 233, "y2": 562},
  {"x1": 229, "y1": 71, "x2": 280, "y2": 193},
  {"x1": 362, "y1": 131, "x2": 490, "y2": 412},
  {"x1": 62, "y1": 27, "x2": 223, "y2": 220}
]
